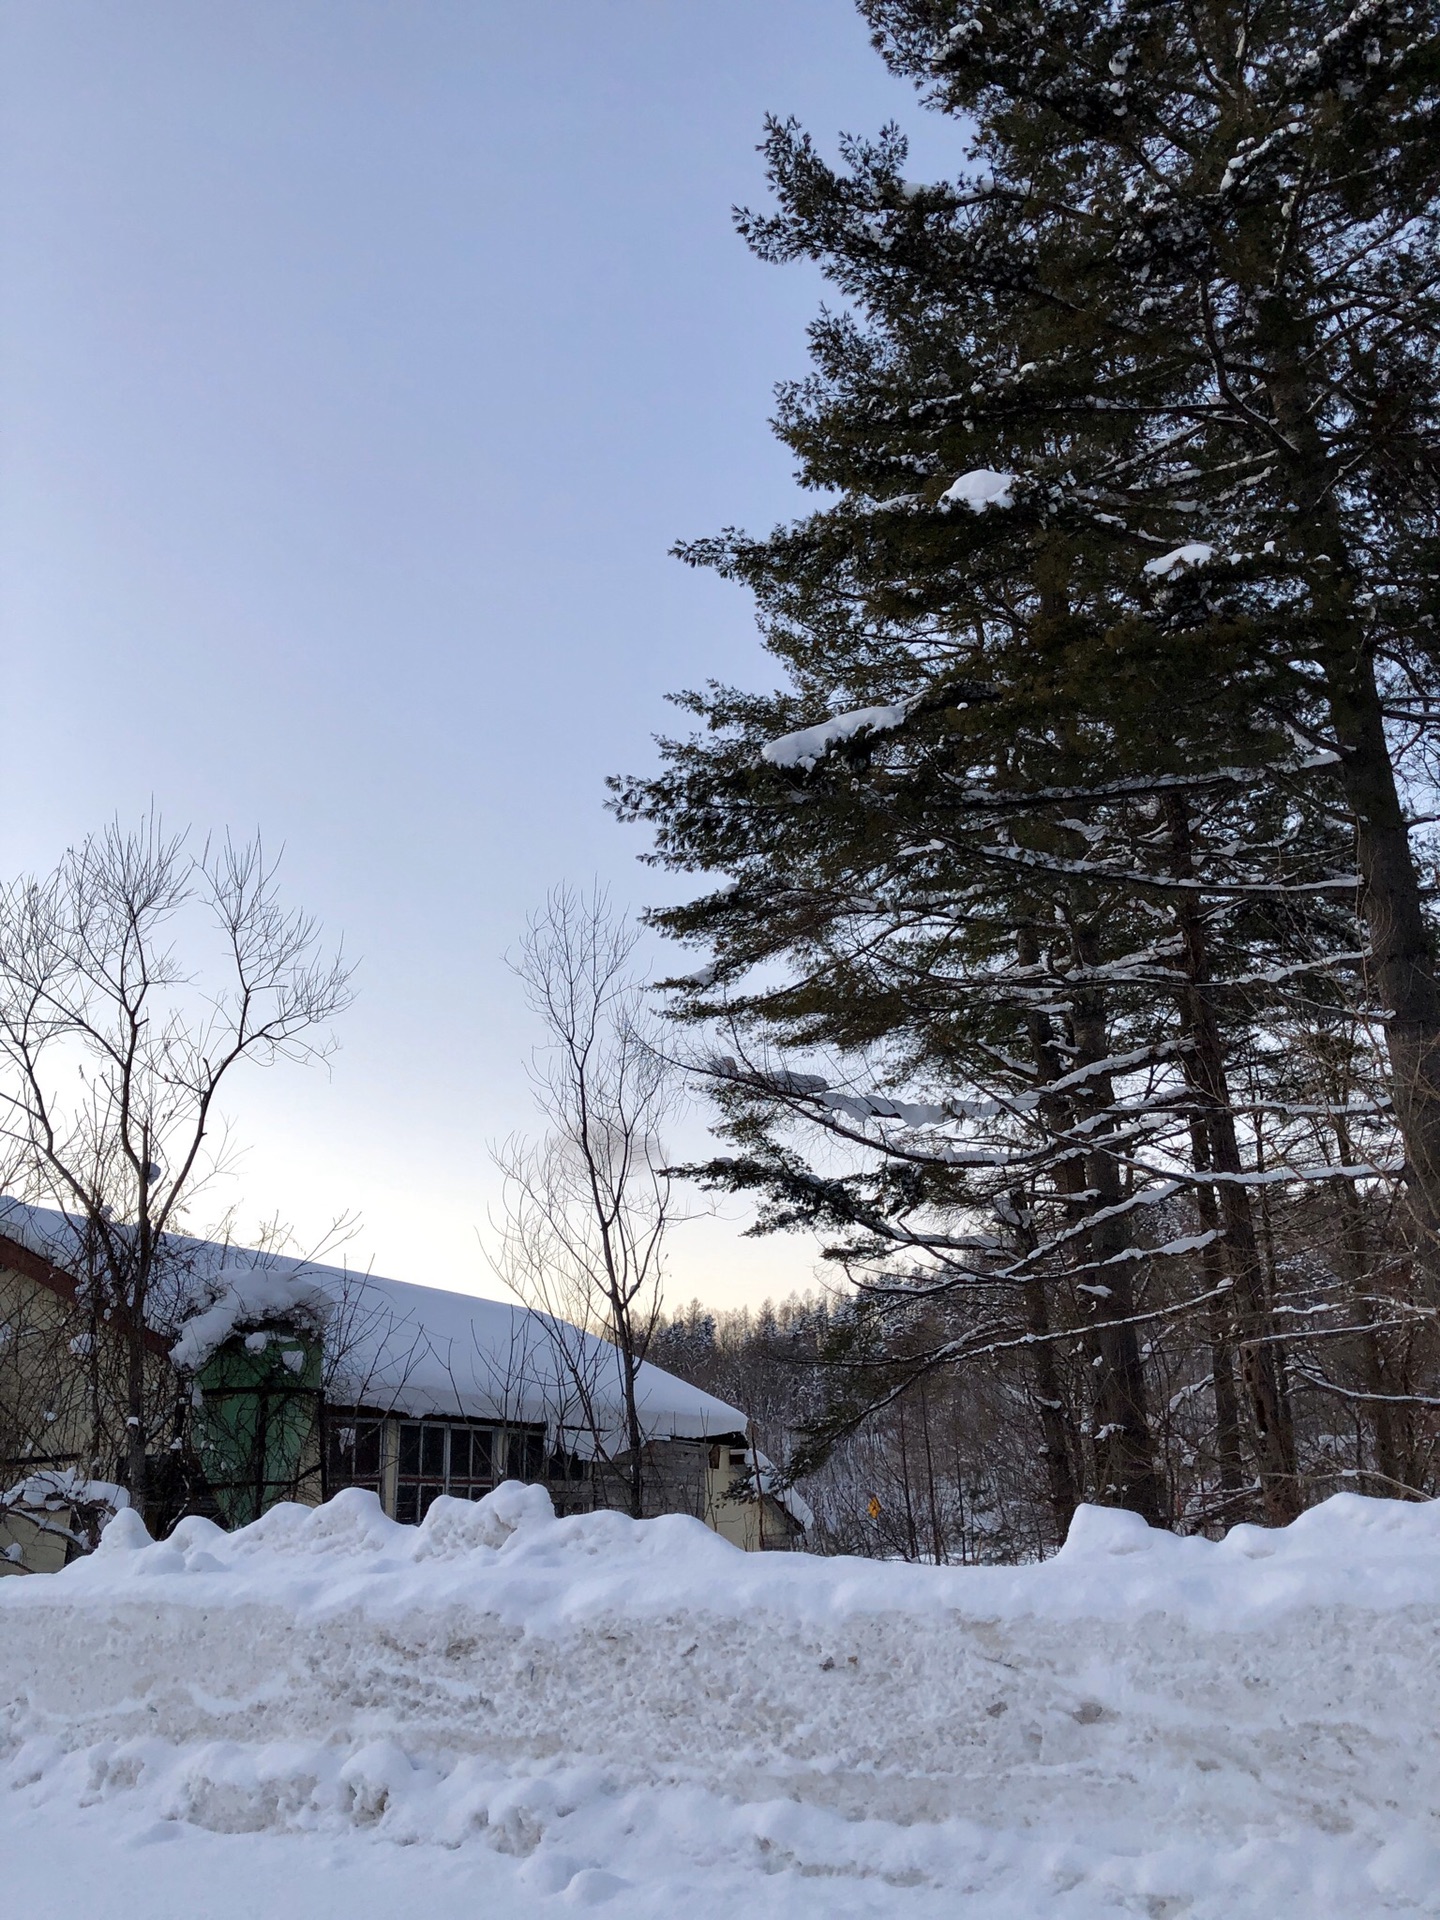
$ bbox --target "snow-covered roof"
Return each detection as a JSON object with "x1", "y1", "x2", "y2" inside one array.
[
  {"x1": 753, "y1": 1450, "x2": 813, "y2": 1532},
  {"x1": 0, "y1": 1199, "x2": 750, "y2": 1445}
]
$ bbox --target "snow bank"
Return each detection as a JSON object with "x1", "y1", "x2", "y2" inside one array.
[
  {"x1": 5, "y1": 1490, "x2": 1440, "y2": 1916},
  {"x1": 10, "y1": 1482, "x2": 1440, "y2": 1628}
]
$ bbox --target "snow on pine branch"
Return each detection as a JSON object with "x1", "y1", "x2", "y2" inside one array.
[
  {"x1": 859, "y1": 1280, "x2": 1244, "y2": 1379},
  {"x1": 940, "y1": 467, "x2": 1017, "y2": 510},
  {"x1": 762, "y1": 699, "x2": 916, "y2": 770},
  {"x1": 820, "y1": 1088, "x2": 1043, "y2": 1125},
  {"x1": 1091, "y1": 1230, "x2": 1221, "y2": 1272},
  {"x1": 1197, "y1": 1159, "x2": 1402, "y2": 1189},
  {"x1": 716, "y1": 1045, "x2": 1178, "y2": 1125},
  {"x1": 977, "y1": 840, "x2": 1360, "y2": 896},
  {"x1": 1144, "y1": 542, "x2": 1216, "y2": 577}
]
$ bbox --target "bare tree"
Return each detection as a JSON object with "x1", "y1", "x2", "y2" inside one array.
[
  {"x1": 0, "y1": 817, "x2": 352, "y2": 1518},
  {"x1": 489, "y1": 887, "x2": 673, "y2": 1519}
]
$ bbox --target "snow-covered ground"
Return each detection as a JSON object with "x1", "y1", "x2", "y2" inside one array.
[{"x1": 5, "y1": 1486, "x2": 1440, "y2": 1917}]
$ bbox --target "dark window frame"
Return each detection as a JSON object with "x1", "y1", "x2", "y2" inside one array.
[
  {"x1": 391, "y1": 1418, "x2": 547, "y2": 1526},
  {"x1": 324, "y1": 1413, "x2": 387, "y2": 1500}
]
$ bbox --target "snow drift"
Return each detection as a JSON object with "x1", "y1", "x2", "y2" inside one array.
[{"x1": 5, "y1": 1489, "x2": 1440, "y2": 1916}]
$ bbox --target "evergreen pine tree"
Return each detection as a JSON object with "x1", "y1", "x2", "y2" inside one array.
[
  {"x1": 616, "y1": 0, "x2": 1440, "y2": 1527},
  {"x1": 846, "y1": 0, "x2": 1440, "y2": 1253}
]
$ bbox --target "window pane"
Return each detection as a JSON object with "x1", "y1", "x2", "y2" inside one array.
[
  {"x1": 471, "y1": 1430, "x2": 493, "y2": 1481},
  {"x1": 326, "y1": 1423, "x2": 355, "y2": 1483},
  {"x1": 394, "y1": 1483, "x2": 418, "y2": 1525},
  {"x1": 421, "y1": 1426, "x2": 445, "y2": 1478},
  {"x1": 504, "y1": 1431, "x2": 545, "y2": 1483},
  {"x1": 327, "y1": 1421, "x2": 383, "y2": 1490},
  {"x1": 398, "y1": 1424, "x2": 421, "y2": 1478},
  {"x1": 355, "y1": 1424, "x2": 382, "y2": 1480},
  {"x1": 450, "y1": 1429, "x2": 472, "y2": 1481},
  {"x1": 418, "y1": 1483, "x2": 443, "y2": 1519}
]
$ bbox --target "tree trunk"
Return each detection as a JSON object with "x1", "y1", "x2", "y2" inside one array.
[
  {"x1": 917, "y1": 1380, "x2": 945, "y2": 1564},
  {"x1": 895, "y1": 1400, "x2": 920, "y2": 1561},
  {"x1": 1323, "y1": 661, "x2": 1440, "y2": 1267},
  {"x1": 1004, "y1": 1173, "x2": 1081, "y2": 1547},
  {"x1": 1013, "y1": 928, "x2": 1089, "y2": 1542},
  {"x1": 620, "y1": 1341, "x2": 646, "y2": 1520},
  {"x1": 124, "y1": 1321, "x2": 148, "y2": 1520},
  {"x1": 1185, "y1": 1129, "x2": 1247, "y2": 1507},
  {"x1": 1163, "y1": 793, "x2": 1299, "y2": 1521},
  {"x1": 1330, "y1": 1129, "x2": 1403, "y2": 1494},
  {"x1": 1021, "y1": 1268, "x2": 1081, "y2": 1545},
  {"x1": 1066, "y1": 935, "x2": 1167, "y2": 1524},
  {"x1": 1018, "y1": 918, "x2": 1164, "y2": 1524},
  {"x1": 1263, "y1": 346, "x2": 1440, "y2": 1274}
]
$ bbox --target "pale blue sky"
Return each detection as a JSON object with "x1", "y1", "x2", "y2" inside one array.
[{"x1": 0, "y1": 2, "x2": 960, "y2": 1306}]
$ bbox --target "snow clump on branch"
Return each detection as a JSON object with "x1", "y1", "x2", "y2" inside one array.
[
  {"x1": 940, "y1": 467, "x2": 1016, "y2": 510},
  {"x1": 1145, "y1": 542, "x2": 1216, "y2": 578},
  {"x1": 762, "y1": 701, "x2": 915, "y2": 771}
]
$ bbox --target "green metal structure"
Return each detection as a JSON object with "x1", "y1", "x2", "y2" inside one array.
[{"x1": 193, "y1": 1328, "x2": 323, "y2": 1527}]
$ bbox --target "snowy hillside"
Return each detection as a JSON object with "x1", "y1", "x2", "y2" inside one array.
[{"x1": 5, "y1": 1488, "x2": 1440, "y2": 1917}]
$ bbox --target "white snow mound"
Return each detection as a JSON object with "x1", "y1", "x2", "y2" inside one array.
[{"x1": 6, "y1": 1489, "x2": 1440, "y2": 1918}]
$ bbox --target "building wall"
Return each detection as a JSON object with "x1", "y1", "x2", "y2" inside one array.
[
  {"x1": 699, "y1": 1440, "x2": 805, "y2": 1552},
  {"x1": 321, "y1": 1409, "x2": 803, "y2": 1550},
  {"x1": 0, "y1": 1260, "x2": 178, "y2": 1497},
  {"x1": 0, "y1": 1260, "x2": 158, "y2": 1575},
  {"x1": 3, "y1": 1263, "x2": 804, "y2": 1556},
  {"x1": 0, "y1": 1264, "x2": 106, "y2": 1477},
  {"x1": 0, "y1": 1505, "x2": 73, "y2": 1577}
]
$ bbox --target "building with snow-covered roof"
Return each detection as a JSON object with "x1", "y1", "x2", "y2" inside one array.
[{"x1": 0, "y1": 1200, "x2": 808, "y2": 1571}]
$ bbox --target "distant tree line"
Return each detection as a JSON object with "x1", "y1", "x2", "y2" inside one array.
[
  {"x1": 653, "y1": 1294, "x2": 1073, "y2": 1562},
  {"x1": 656, "y1": 1171, "x2": 1432, "y2": 1558}
]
